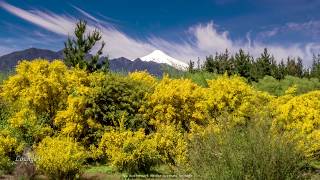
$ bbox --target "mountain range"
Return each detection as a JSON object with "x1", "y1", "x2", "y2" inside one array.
[{"x1": 0, "y1": 48, "x2": 188, "y2": 76}]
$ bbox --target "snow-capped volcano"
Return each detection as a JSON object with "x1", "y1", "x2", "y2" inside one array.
[{"x1": 140, "y1": 50, "x2": 188, "y2": 70}]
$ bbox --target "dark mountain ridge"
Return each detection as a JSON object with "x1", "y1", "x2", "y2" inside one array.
[{"x1": 0, "y1": 48, "x2": 173, "y2": 76}]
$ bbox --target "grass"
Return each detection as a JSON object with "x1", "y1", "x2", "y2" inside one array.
[
  {"x1": 188, "y1": 117, "x2": 310, "y2": 180},
  {"x1": 85, "y1": 165, "x2": 114, "y2": 174},
  {"x1": 83, "y1": 165, "x2": 123, "y2": 180},
  {"x1": 83, "y1": 165, "x2": 179, "y2": 180},
  {"x1": 164, "y1": 67, "x2": 217, "y2": 87}
]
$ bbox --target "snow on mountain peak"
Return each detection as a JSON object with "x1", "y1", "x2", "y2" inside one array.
[{"x1": 140, "y1": 50, "x2": 188, "y2": 70}]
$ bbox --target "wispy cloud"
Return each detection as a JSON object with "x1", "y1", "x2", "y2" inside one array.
[
  {"x1": 287, "y1": 21, "x2": 320, "y2": 36},
  {"x1": 1, "y1": 1, "x2": 320, "y2": 65},
  {"x1": 258, "y1": 28, "x2": 280, "y2": 38},
  {"x1": 259, "y1": 20, "x2": 320, "y2": 39}
]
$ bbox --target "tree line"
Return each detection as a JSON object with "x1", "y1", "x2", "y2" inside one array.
[{"x1": 188, "y1": 48, "x2": 320, "y2": 82}]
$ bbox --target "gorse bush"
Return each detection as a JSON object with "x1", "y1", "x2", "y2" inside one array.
[
  {"x1": 1, "y1": 60, "x2": 152, "y2": 145},
  {"x1": 99, "y1": 125, "x2": 188, "y2": 174},
  {"x1": 0, "y1": 129, "x2": 24, "y2": 174},
  {"x1": 0, "y1": 58, "x2": 318, "y2": 178},
  {"x1": 55, "y1": 72, "x2": 151, "y2": 144},
  {"x1": 271, "y1": 90, "x2": 320, "y2": 159},
  {"x1": 152, "y1": 124, "x2": 187, "y2": 168},
  {"x1": 1, "y1": 60, "x2": 69, "y2": 144},
  {"x1": 141, "y1": 75, "x2": 207, "y2": 132},
  {"x1": 205, "y1": 75, "x2": 272, "y2": 128},
  {"x1": 129, "y1": 71, "x2": 157, "y2": 88},
  {"x1": 99, "y1": 128, "x2": 160, "y2": 173},
  {"x1": 35, "y1": 136, "x2": 87, "y2": 180}
]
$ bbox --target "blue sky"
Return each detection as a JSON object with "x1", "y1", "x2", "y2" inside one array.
[{"x1": 1, "y1": 0, "x2": 320, "y2": 65}]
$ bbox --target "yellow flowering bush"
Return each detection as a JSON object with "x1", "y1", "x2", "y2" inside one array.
[
  {"x1": 35, "y1": 136, "x2": 87, "y2": 179},
  {"x1": 271, "y1": 90, "x2": 320, "y2": 158},
  {"x1": 1, "y1": 60, "x2": 70, "y2": 143},
  {"x1": 141, "y1": 76, "x2": 207, "y2": 132},
  {"x1": 152, "y1": 124, "x2": 188, "y2": 168},
  {"x1": 2, "y1": 60, "x2": 69, "y2": 115},
  {"x1": 205, "y1": 75, "x2": 272, "y2": 127},
  {"x1": 55, "y1": 73, "x2": 150, "y2": 144},
  {"x1": 1, "y1": 58, "x2": 317, "y2": 176},
  {"x1": 0, "y1": 129, "x2": 24, "y2": 173},
  {"x1": 54, "y1": 71, "x2": 106, "y2": 142},
  {"x1": 1, "y1": 60, "x2": 151, "y2": 146},
  {"x1": 99, "y1": 128, "x2": 160, "y2": 173},
  {"x1": 129, "y1": 71, "x2": 157, "y2": 87}
]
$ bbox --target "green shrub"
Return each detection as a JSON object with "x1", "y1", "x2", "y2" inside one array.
[
  {"x1": 188, "y1": 117, "x2": 308, "y2": 179},
  {"x1": 254, "y1": 76, "x2": 320, "y2": 96},
  {"x1": 54, "y1": 72, "x2": 151, "y2": 145},
  {"x1": 84, "y1": 73, "x2": 151, "y2": 129},
  {"x1": 0, "y1": 98, "x2": 10, "y2": 130},
  {"x1": 0, "y1": 71, "x2": 10, "y2": 85},
  {"x1": 167, "y1": 70, "x2": 217, "y2": 87}
]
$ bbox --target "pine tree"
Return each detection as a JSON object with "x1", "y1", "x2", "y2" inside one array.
[
  {"x1": 296, "y1": 57, "x2": 303, "y2": 78},
  {"x1": 286, "y1": 57, "x2": 297, "y2": 76},
  {"x1": 274, "y1": 60, "x2": 286, "y2": 80},
  {"x1": 63, "y1": 20, "x2": 109, "y2": 72},
  {"x1": 204, "y1": 55, "x2": 217, "y2": 73},
  {"x1": 234, "y1": 49, "x2": 254, "y2": 81},
  {"x1": 311, "y1": 54, "x2": 320, "y2": 78},
  {"x1": 255, "y1": 48, "x2": 272, "y2": 79},
  {"x1": 188, "y1": 60, "x2": 195, "y2": 73},
  {"x1": 216, "y1": 49, "x2": 231, "y2": 74}
]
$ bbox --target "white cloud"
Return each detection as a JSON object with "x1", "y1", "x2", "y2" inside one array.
[
  {"x1": 259, "y1": 20, "x2": 320, "y2": 39},
  {"x1": 1, "y1": 1, "x2": 320, "y2": 65},
  {"x1": 259, "y1": 28, "x2": 279, "y2": 38}
]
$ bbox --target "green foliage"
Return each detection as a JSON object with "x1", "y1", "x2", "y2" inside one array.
[
  {"x1": 285, "y1": 57, "x2": 304, "y2": 77},
  {"x1": 234, "y1": 49, "x2": 256, "y2": 81},
  {"x1": 187, "y1": 60, "x2": 195, "y2": 73},
  {"x1": 255, "y1": 48, "x2": 278, "y2": 80},
  {"x1": 0, "y1": 72, "x2": 9, "y2": 84},
  {"x1": 55, "y1": 72, "x2": 151, "y2": 145},
  {"x1": 85, "y1": 73, "x2": 151, "y2": 130},
  {"x1": 311, "y1": 54, "x2": 320, "y2": 79},
  {"x1": 0, "y1": 98, "x2": 10, "y2": 130},
  {"x1": 254, "y1": 76, "x2": 320, "y2": 96},
  {"x1": 1, "y1": 57, "x2": 318, "y2": 177},
  {"x1": 204, "y1": 49, "x2": 233, "y2": 75},
  {"x1": 167, "y1": 71, "x2": 217, "y2": 87},
  {"x1": 202, "y1": 48, "x2": 311, "y2": 81},
  {"x1": 188, "y1": 118, "x2": 308, "y2": 180},
  {"x1": 64, "y1": 20, "x2": 109, "y2": 72},
  {"x1": 85, "y1": 165, "x2": 114, "y2": 174}
]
